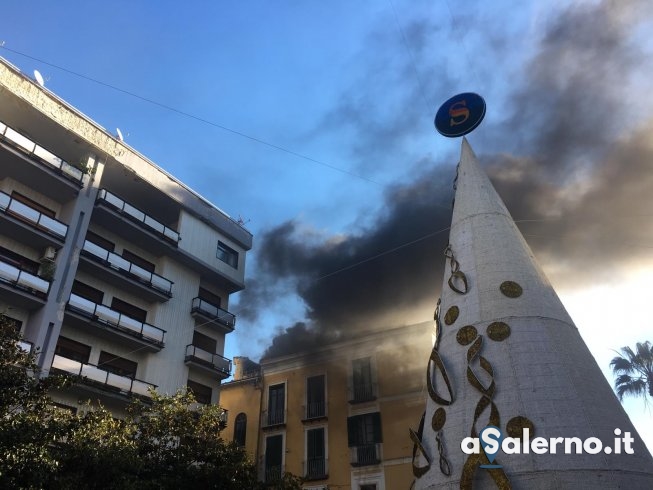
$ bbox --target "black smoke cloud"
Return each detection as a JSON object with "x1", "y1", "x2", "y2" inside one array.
[{"x1": 238, "y1": 0, "x2": 653, "y2": 359}]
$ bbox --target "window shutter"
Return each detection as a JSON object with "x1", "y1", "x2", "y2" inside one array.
[
  {"x1": 347, "y1": 416, "x2": 357, "y2": 447},
  {"x1": 372, "y1": 412, "x2": 382, "y2": 443}
]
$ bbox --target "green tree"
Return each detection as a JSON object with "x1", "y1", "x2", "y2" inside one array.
[
  {"x1": 610, "y1": 340, "x2": 653, "y2": 403},
  {"x1": 0, "y1": 315, "x2": 73, "y2": 489},
  {"x1": 0, "y1": 315, "x2": 302, "y2": 489},
  {"x1": 56, "y1": 391, "x2": 302, "y2": 489}
]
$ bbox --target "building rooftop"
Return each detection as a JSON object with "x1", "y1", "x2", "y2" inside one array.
[{"x1": 0, "y1": 56, "x2": 252, "y2": 250}]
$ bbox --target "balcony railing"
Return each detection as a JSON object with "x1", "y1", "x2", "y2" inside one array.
[
  {"x1": 0, "y1": 190, "x2": 68, "y2": 239},
  {"x1": 350, "y1": 382, "x2": 376, "y2": 403},
  {"x1": 264, "y1": 465, "x2": 282, "y2": 483},
  {"x1": 18, "y1": 340, "x2": 33, "y2": 354},
  {"x1": 184, "y1": 344, "x2": 232, "y2": 376},
  {"x1": 0, "y1": 120, "x2": 84, "y2": 185},
  {"x1": 190, "y1": 297, "x2": 235, "y2": 330},
  {"x1": 96, "y1": 189, "x2": 180, "y2": 245},
  {"x1": 262, "y1": 409, "x2": 287, "y2": 429},
  {"x1": 304, "y1": 458, "x2": 328, "y2": 481},
  {"x1": 81, "y1": 240, "x2": 173, "y2": 296},
  {"x1": 0, "y1": 258, "x2": 50, "y2": 298},
  {"x1": 218, "y1": 409, "x2": 228, "y2": 427},
  {"x1": 52, "y1": 354, "x2": 155, "y2": 398},
  {"x1": 67, "y1": 293, "x2": 166, "y2": 347},
  {"x1": 350, "y1": 443, "x2": 381, "y2": 467},
  {"x1": 304, "y1": 400, "x2": 327, "y2": 420}
]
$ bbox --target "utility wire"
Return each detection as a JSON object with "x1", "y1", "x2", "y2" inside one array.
[
  {"x1": 0, "y1": 45, "x2": 381, "y2": 186},
  {"x1": 388, "y1": 0, "x2": 435, "y2": 110},
  {"x1": 315, "y1": 225, "x2": 451, "y2": 281}
]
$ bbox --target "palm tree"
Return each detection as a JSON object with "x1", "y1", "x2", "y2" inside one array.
[{"x1": 610, "y1": 341, "x2": 653, "y2": 403}]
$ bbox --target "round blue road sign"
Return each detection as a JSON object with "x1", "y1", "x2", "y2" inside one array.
[{"x1": 434, "y1": 92, "x2": 486, "y2": 137}]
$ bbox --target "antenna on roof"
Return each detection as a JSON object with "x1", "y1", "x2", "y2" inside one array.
[
  {"x1": 116, "y1": 128, "x2": 124, "y2": 141},
  {"x1": 33, "y1": 70, "x2": 45, "y2": 87}
]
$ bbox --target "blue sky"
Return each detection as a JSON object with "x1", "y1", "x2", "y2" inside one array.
[{"x1": 2, "y1": 0, "x2": 652, "y2": 450}]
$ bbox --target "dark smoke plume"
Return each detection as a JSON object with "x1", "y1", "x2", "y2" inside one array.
[{"x1": 238, "y1": 0, "x2": 653, "y2": 360}]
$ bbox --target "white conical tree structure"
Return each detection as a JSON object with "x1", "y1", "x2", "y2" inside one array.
[{"x1": 413, "y1": 138, "x2": 653, "y2": 489}]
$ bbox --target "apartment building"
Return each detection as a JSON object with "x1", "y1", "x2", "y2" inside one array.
[
  {"x1": 220, "y1": 322, "x2": 433, "y2": 490},
  {"x1": 0, "y1": 57, "x2": 251, "y2": 415}
]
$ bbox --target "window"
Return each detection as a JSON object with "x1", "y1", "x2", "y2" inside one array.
[
  {"x1": 55, "y1": 336, "x2": 91, "y2": 363},
  {"x1": 10, "y1": 191, "x2": 55, "y2": 218},
  {"x1": 306, "y1": 427, "x2": 326, "y2": 480},
  {"x1": 187, "y1": 380, "x2": 212, "y2": 405},
  {"x1": 98, "y1": 351, "x2": 137, "y2": 378},
  {"x1": 306, "y1": 374, "x2": 326, "y2": 419},
  {"x1": 198, "y1": 287, "x2": 221, "y2": 307},
  {"x1": 233, "y1": 413, "x2": 247, "y2": 447},
  {"x1": 121, "y1": 249, "x2": 155, "y2": 273},
  {"x1": 347, "y1": 412, "x2": 382, "y2": 466},
  {"x1": 71, "y1": 280, "x2": 104, "y2": 304},
  {"x1": 216, "y1": 241, "x2": 238, "y2": 268},
  {"x1": 264, "y1": 434, "x2": 283, "y2": 483},
  {"x1": 85, "y1": 230, "x2": 115, "y2": 252},
  {"x1": 192, "y1": 330, "x2": 217, "y2": 353},
  {"x1": 1, "y1": 315, "x2": 22, "y2": 331},
  {"x1": 110, "y1": 297, "x2": 147, "y2": 323},
  {"x1": 267, "y1": 383, "x2": 285, "y2": 426},
  {"x1": 352, "y1": 357, "x2": 375, "y2": 402},
  {"x1": 0, "y1": 246, "x2": 40, "y2": 274}
]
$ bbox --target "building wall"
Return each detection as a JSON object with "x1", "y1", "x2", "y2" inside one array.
[
  {"x1": 0, "y1": 56, "x2": 251, "y2": 417},
  {"x1": 219, "y1": 376, "x2": 263, "y2": 460},
  {"x1": 220, "y1": 323, "x2": 433, "y2": 490}
]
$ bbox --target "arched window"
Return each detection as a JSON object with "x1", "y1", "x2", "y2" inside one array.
[{"x1": 234, "y1": 412, "x2": 247, "y2": 447}]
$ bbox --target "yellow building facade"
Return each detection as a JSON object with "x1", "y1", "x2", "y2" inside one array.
[{"x1": 220, "y1": 322, "x2": 433, "y2": 490}]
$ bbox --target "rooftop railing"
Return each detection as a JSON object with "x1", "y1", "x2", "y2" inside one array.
[
  {"x1": 190, "y1": 297, "x2": 235, "y2": 329},
  {"x1": 67, "y1": 293, "x2": 165, "y2": 347},
  {"x1": 82, "y1": 240, "x2": 173, "y2": 296},
  {"x1": 96, "y1": 189, "x2": 180, "y2": 245},
  {"x1": 0, "y1": 120, "x2": 84, "y2": 184},
  {"x1": 52, "y1": 354, "x2": 155, "y2": 398},
  {"x1": 0, "y1": 190, "x2": 68, "y2": 239},
  {"x1": 0, "y1": 258, "x2": 50, "y2": 297},
  {"x1": 185, "y1": 344, "x2": 231, "y2": 376}
]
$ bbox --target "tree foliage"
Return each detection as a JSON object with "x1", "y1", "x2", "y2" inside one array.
[
  {"x1": 610, "y1": 340, "x2": 653, "y2": 403},
  {"x1": 0, "y1": 316, "x2": 74, "y2": 489},
  {"x1": 0, "y1": 316, "x2": 302, "y2": 489}
]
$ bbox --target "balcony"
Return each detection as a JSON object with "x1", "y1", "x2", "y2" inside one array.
[
  {"x1": 261, "y1": 409, "x2": 286, "y2": 430},
  {"x1": 0, "y1": 190, "x2": 68, "y2": 248},
  {"x1": 0, "y1": 120, "x2": 84, "y2": 201},
  {"x1": 94, "y1": 189, "x2": 180, "y2": 253},
  {"x1": 349, "y1": 382, "x2": 377, "y2": 404},
  {"x1": 184, "y1": 344, "x2": 231, "y2": 379},
  {"x1": 304, "y1": 458, "x2": 328, "y2": 481},
  {"x1": 51, "y1": 354, "x2": 155, "y2": 400},
  {"x1": 79, "y1": 240, "x2": 173, "y2": 302},
  {"x1": 65, "y1": 293, "x2": 166, "y2": 351},
  {"x1": 0, "y1": 258, "x2": 50, "y2": 309},
  {"x1": 303, "y1": 401, "x2": 327, "y2": 422},
  {"x1": 18, "y1": 340, "x2": 33, "y2": 354},
  {"x1": 190, "y1": 297, "x2": 235, "y2": 333},
  {"x1": 264, "y1": 465, "x2": 282, "y2": 484},
  {"x1": 350, "y1": 444, "x2": 381, "y2": 467}
]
